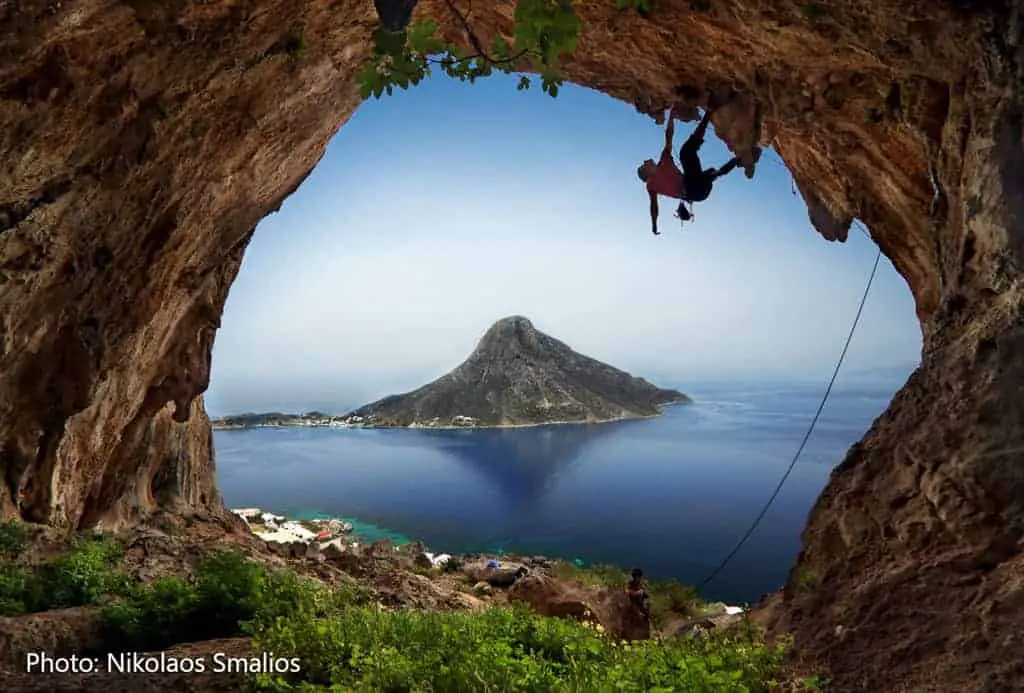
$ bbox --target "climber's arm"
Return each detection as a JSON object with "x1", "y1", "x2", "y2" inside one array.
[
  {"x1": 649, "y1": 191, "x2": 660, "y2": 235},
  {"x1": 661, "y1": 112, "x2": 675, "y2": 159}
]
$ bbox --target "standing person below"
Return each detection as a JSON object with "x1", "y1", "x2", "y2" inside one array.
[{"x1": 626, "y1": 567, "x2": 651, "y2": 619}]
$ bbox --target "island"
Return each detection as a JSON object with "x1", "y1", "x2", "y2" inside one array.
[
  {"x1": 212, "y1": 316, "x2": 690, "y2": 430},
  {"x1": 346, "y1": 316, "x2": 689, "y2": 428}
]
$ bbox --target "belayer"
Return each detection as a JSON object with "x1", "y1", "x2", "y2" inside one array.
[{"x1": 637, "y1": 106, "x2": 757, "y2": 235}]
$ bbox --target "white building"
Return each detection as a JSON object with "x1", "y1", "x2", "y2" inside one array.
[
  {"x1": 254, "y1": 530, "x2": 303, "y2": 545},
  {"x1": 261, "y1": 512, "x2": 284, "y2": 525},
  {"x1": 280, "y1": 521, "x2": 316, "y2": 542}
]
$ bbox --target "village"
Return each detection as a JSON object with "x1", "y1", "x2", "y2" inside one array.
[
  {"x1": 230, "y1": 507, "x2": 356, "y2": 548},
  {"x1": 230, "y1": 507, "x2": 458, "y2": 569}
]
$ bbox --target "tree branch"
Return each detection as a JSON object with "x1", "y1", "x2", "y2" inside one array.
[{"x1": 443, "y1": 0, "x2": 488, "y2": 57}]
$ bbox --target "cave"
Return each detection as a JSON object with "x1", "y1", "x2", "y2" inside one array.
[{"x1": 1, "y1": 0, "x2": 1022, "y2": 690}]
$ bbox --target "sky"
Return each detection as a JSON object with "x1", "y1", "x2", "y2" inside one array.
[{"x1": 206, "y1": 74, "x2": 923, "y2": 416}]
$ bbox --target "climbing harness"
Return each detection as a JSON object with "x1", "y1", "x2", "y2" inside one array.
[{"x1": 698, "y1": 220, "x2": 882, "y2": 589}]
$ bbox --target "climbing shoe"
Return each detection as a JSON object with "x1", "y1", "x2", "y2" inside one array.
[{"x1": 744, "y1": 146, "x2": 762, "y2": 179}]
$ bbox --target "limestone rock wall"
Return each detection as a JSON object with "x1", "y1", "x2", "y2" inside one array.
[{"x1": 1, "y1": 0, "x2": 1022, "y2": 689}]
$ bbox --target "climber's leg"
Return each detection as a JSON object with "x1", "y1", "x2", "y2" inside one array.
[{"x1": 707, "y1": 156, "x2": 740, "y2": 180}]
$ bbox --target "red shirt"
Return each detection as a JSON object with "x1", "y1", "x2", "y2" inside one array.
[{"x1": 645, "y1": 150, "x2": 685, "y2": 199}]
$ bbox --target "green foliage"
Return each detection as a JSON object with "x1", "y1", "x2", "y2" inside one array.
[
  {"x1": 550, "y1": 561, "x2": 628, "y2": 589},
  {"x1": 42, "y1": 535, "x2": 128, "y2": 607},
  {"x1": 549, "y1": 561, "x2": 702, "y2": 625},
  {"x1": 0, "y1": 535, "x2": 128, "y2": 616},
  {"x1": 803, "y1": 675, "x2": 826, "y2": 691},
  {"x1": 282, "y1": 31, "x2": 308, "y2": 59},
  {"x1": 615, "y1": 0, "x2": 651, "y2": 13},
  {"x1": 252, "y1": 604, "x2": 789, "y2": 691},
  {"x1": 100, "y1": 549, "x2": 368, "y2": 651},
  {"x1": 801, "y1": 2, "x2": 827, "y2": 21},
  {"x1": 793, "y1": 568, "x2": 820, "y2": 592},
  {"x1": 648, "y1": 578, "x2": 702, "y2": 623},
  {"x1": 0, "y1": 566, "x2": 32, "y2": 615},
  {"x1": 441, "y1": 554, "x2": 464, "y2": 573},
  {"x1": 358, "y1": 0, "x2": 582, "y2": 100},
  {"x1": 0, "y1": 519, "x2": 28, "y2": 561}
]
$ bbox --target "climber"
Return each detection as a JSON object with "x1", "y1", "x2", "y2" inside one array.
[
  {"x1": 637, "y1": 106, "x2": 744, "y2": 235},
  {"x1": 626, "y1": 568, "x2": 651, "y2": 619}
]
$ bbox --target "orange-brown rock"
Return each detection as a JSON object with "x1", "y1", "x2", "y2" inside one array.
[
  {"x1": 1, "y1": 1, "x2": 1022, "y2": 690},
  {"x1": 509, "y1": 575, "x2": 652, "y2": 641}
]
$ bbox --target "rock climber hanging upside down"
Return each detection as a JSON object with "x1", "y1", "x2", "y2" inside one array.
[{"x1": 637, "y1": 106, "x2": 759, "y2": 234}]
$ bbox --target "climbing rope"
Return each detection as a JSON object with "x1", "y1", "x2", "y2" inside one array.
[{"x1": 698, "y1": 220, "x2": 882, "y2": 589}]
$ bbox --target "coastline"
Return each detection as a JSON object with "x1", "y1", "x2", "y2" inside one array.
[
  {"x1": 212, "y1": 397, "x2": 691, "y2": 432},
  {"x1": 229, "y1": 504, "x2": 746, "y2": 614}
]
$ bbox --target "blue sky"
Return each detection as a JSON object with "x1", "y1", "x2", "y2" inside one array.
[{"x1": 206, "y1": 74, "x2": 923, "y2": 416}]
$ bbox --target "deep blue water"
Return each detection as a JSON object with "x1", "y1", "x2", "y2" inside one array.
[{"x1": 213, "y1": 380, "x2": 906, "y2": 604}]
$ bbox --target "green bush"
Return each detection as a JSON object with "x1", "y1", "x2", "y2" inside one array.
[
  {"x1": 549, "y1": 561, "x2": 703, "y2": 624},
  {"x1": 0, "y1": 566, "x2": 32, "y2": 615},
  {"x1": 441, "y1": 555, "x2": 464, "y2": 573},
  {"x1": 549, "y1": 561, "x2": 627, "y2": 588},
  {"x1": 251, "y1": 604, "x2": 789, "y2": 691},
  {"x1": 0, "y1": 535, "x2": 127, "y2": 616},
  {"x1": 41, "y1": 536, "x2": 128, "y2": 608},
  {"x1": 100, "y1": 549, "x2": 363, "y2": 651},
  {"x1": 0, "y1": 519, "x2": 28, "y2": 561},
  {"x1": 649, "y1": 578, "x2": 702, "y2": 624}
]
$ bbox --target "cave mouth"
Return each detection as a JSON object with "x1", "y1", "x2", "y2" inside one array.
[
  {"x1": 206, "y1": 73, "x2": 923, "y2": 607},
  {"x1": 209, "y1": 73, "x2": 922, "y2": 421},
  {"x1": 2, "y1": 1, "x2": 1023, "y2": 690}
]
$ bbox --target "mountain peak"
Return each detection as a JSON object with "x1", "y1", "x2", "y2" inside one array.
[{"x1": 347, "y1": 318, "x2": 690, "y2": 428}]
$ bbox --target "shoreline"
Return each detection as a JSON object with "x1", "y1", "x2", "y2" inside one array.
[
  {"x1": 212, "y1": 397, "x2": 691, "y2": 432},
  {"x1": 229, "y1": 504, "x2": 746, "y2": 612}
]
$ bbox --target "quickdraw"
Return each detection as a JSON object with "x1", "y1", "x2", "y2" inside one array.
[{"x1": 675, "y1": 200, "x2": 694, "y2": 225}]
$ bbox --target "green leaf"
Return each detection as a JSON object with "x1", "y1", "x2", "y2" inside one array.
[
  {"x1": 490, "y1": 34, "x2": 512, "y2": 60},
  {"x1": 407, "y1": 19, "x2": 445, "y2": 55},
  {"x1": 372, "y1": 28, "x2": 408, "y2": 57},
  {"x1": 517, "y1": 75, "x2": 531, "y2": 90},
  {"x1": 355, "y1": 60, "x2": 380, "y2": 100}
]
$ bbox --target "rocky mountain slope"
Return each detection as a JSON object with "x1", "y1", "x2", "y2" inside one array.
[{"x1": 346, "y1": 317, "x2": 689, "y2": 427}]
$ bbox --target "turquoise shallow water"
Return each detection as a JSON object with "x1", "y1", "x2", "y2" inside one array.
[{"x1": 214, "y1": 379, "x2": 905, "y2": 603}]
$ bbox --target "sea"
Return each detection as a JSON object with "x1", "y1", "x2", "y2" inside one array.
[{"x1": 213, "y1": 378, "x2": 908, "y2": 605}]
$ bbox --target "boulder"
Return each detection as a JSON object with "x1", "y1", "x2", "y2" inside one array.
[
  {"x1": 509, "y1": 576, "x2": 651, "y2": 641},
  {"x1": 322, "y1": 542, "x2": 344, "y2": 560},
  {"x1": 0, "y1": 608, "x2": 104, "y2": 672},
  {"x1": 662, "y1": 613, "x2": 745, "y2": 640},
  {"x1": 364, "y1": 538, "x2": 393, "y2": 557},
  {"x1": 462, "y1": 558, "x2": 528, "y2": 584}
]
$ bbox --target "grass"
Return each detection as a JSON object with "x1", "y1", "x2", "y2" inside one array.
[
  {"x1": 253, "y1": 605, "x2": 789, "y2": 692},
  {"x1": 0, "y1": 524, "x2": 797, "y2": 690}
]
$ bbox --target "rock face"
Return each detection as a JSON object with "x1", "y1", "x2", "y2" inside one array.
[
  {"x1": 1, "y1": 1, "x2": 1023, "y2": 690},
  {"x1": 509, "y1": 575, "x2": 652, "y2": 641},
  {"x1": 346, "y1": 316, "x2": 689, "y2": 427}
]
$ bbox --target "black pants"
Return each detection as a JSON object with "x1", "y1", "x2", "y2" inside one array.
[{"x1": 680, "y1": 133, "x2": 713, "y2": 202}]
